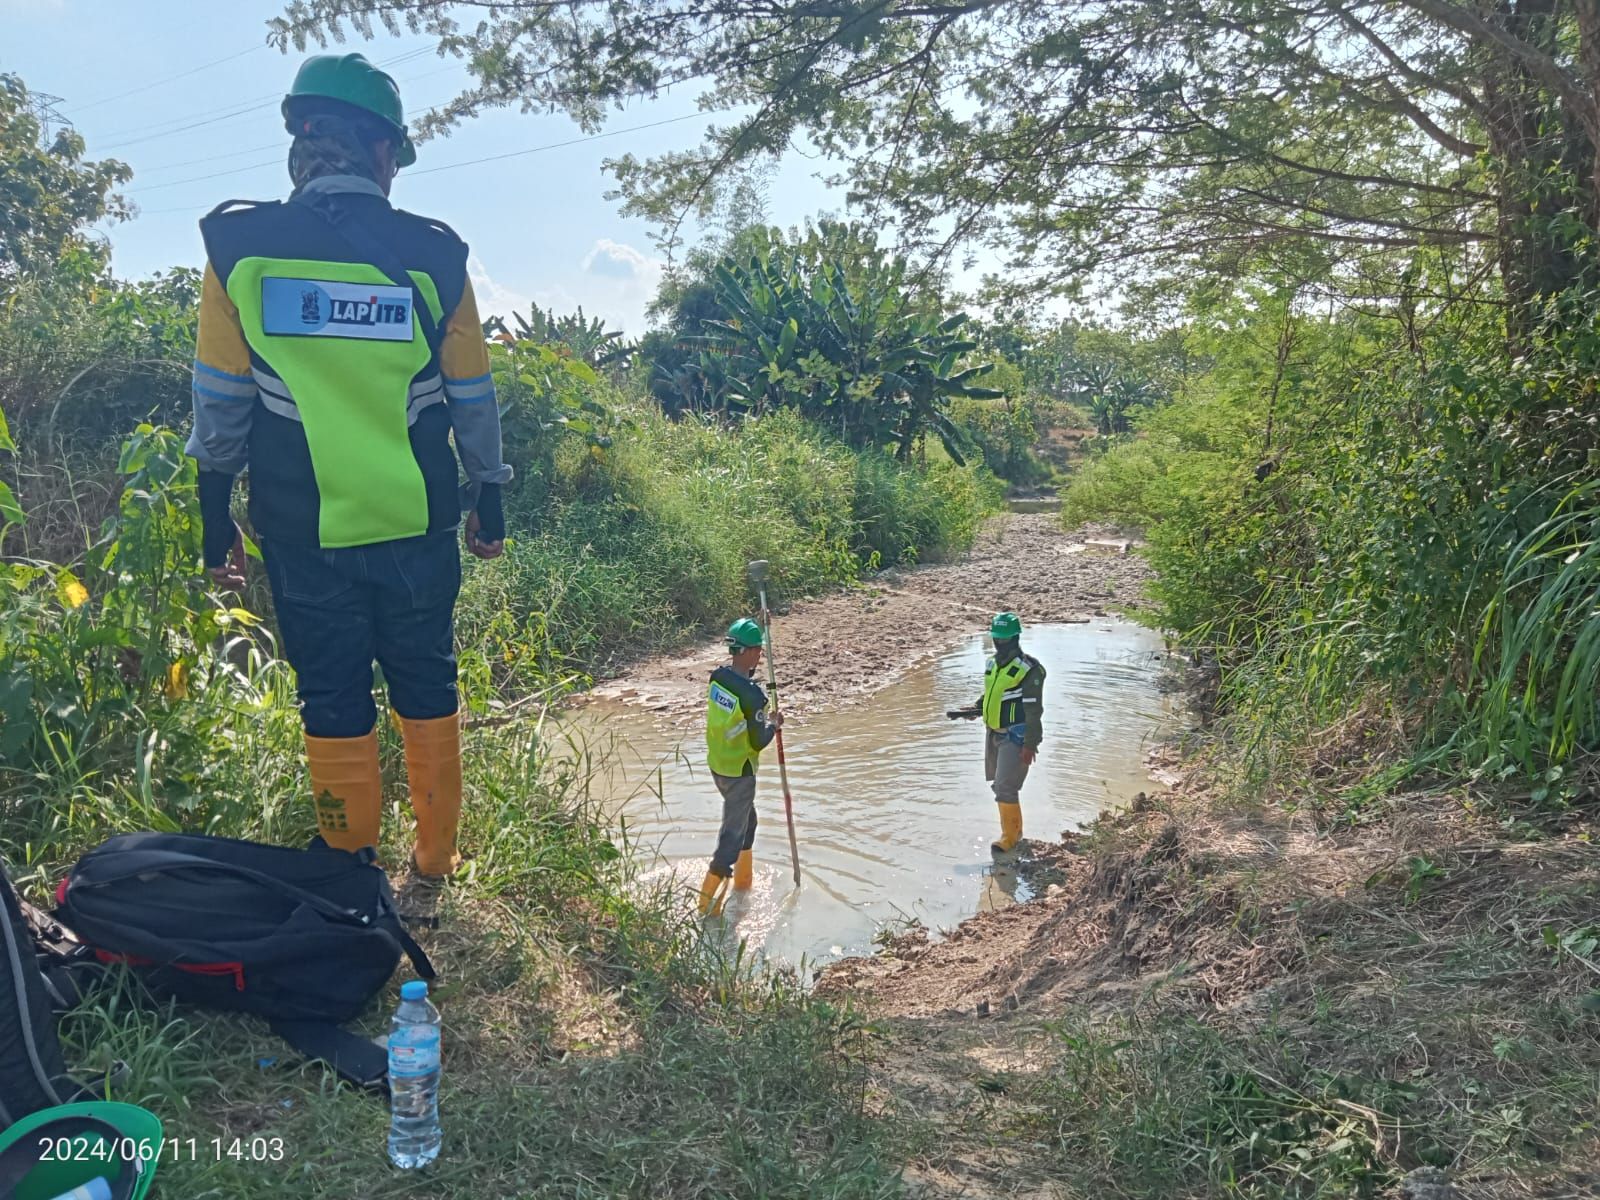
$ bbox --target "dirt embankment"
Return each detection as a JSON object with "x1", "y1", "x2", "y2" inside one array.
[
  {"x1": 583, "y1": 511, "x2": 1149, "y2": 721},
  {"x1": 816, "y1": 749, "x2": 1600, "y2": 1199}
]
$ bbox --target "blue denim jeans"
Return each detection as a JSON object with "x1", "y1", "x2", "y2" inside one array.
[{"x1": 261, "y1": 531, "x2": 461, "y2": 739}]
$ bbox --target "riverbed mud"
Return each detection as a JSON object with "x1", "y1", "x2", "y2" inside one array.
[
  {"x1": 584, "y1": 513, "x2": 1150, "y2": 722},
  {"x1": 817, "y1": 750, "x2": 1600, "y2": 1199}
]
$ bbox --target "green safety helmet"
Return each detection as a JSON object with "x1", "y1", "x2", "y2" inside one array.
[
  {"x1": 0, "y1": 1100, "x2": 164, "y2": 1200},
  {"x1": 282, "y1": 53, "x2": 416, "y2": 168},
  {"x1": 989, "y1": 611, "x2": 1022, "y2": 641},
  {"x1": 726, "y1": 617, "x2": 765, "y2": 650}
]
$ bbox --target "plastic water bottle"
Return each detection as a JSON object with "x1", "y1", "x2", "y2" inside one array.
[{"x1": 387, "y1": 980, "x2": 442, "y2": 1168}]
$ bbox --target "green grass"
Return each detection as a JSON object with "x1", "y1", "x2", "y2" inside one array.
[
  {"x1": 0, "y1": 398, "x2": 986, "y2": 1198},
  {"x1": 12, "y1": 712, "x2": 902, "y2": 1198},
  {"x1": 455, "y1": 405, "x2": 999, "y2": 690}
]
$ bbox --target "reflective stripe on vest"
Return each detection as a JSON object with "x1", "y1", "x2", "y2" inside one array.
[
  {"x1": 706, "y1": 680, "x2": 761, "y2": 776},
  {"x1": 225, "y1": 255, "x2": 446, "y2": 549},
  {"x1": 982, "y1": 656, "x2": 1032, "y2": 731}
]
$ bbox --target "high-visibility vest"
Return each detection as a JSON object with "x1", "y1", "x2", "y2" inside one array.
[
  {"x1": 199, "y1": 196, "x2": 467, "y2": 549},
  {"x1": 706, "y1": 678, "x2": 763, "y2": 776},
  {"x1": 982, "y1": 656, "x2": 1033, "y2": 731}
]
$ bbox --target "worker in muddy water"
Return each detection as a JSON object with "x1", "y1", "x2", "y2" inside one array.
[
  {"x1": 698, "y1": 618, "x2": 784, "y2": 916},
  {"x1": 961, "y1": 612, "x2": 1046, "y2": 854}
]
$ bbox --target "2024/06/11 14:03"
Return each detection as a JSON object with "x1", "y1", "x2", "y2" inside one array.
[{"x1": 36, "y1": 1134, "x2": 288, "y2": 1164}]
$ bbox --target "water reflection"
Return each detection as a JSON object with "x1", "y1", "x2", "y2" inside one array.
[{"x1": 561, "y1": 621, "x2": 1180, "y2": 967}]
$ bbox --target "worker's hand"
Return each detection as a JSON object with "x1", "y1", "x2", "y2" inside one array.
[
  {"x1": 208, "y1": 527, "x2": 247, "y2": 591},
  {"x1": 769, "y1": 709, "x2": 784, "y2": 730},
  {"x1": 465, "y1": 510, "x2": 504, "y2": 560},
  {"x1": 1020, "y1": 746, "x2": 1038, "y2": 767}
]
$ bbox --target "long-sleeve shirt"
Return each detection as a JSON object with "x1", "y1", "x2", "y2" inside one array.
[
  {"x1": 976, "y1": 650, "x2": 1046, "y2": 750},
  {"x1": 709, "y1": 664, "x2": 778, "y2": 773},
  {"x1": 187, "y1": 173, "x2": 510, "y2": 555}
]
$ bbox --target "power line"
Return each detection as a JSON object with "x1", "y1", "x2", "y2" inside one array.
[
  {"x1": 90, "y1": 48, "x2": 447, "y2": 150},
  {"x1": 406, "y1": 112, "x2": 707, "y2": 177},
  {"x1": 135, "y1": 141, "x2": 284, "y2": 175},
  {"x1": 129, "y1": 110, "x2": 710, "y2": 216},
  {"x1": 72, "y1": 45, "x2": 268, "y2": 113},
  {"x1": 125, "y1": 94, "x2": 461, "y2": 194},
  {"x1": 128, "y1": 156, "x2": 283, "y2": 195}
]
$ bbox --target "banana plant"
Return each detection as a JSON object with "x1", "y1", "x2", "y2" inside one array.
[{"x1": 685, "y1": 238, "x2": 1003, "y2": 462}]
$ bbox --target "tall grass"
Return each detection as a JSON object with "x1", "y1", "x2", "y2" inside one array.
[
  {"x1": 456, "y1": 405, "x2": 998, "y2": 688},
  {"x1": 1460, "y1": 476, "x2": 1600, "y2": 788},
  {"x1": 0, "y1": 425, "x2": 905, "y2": 1199},
  {"x1": 1060, "y1": 300, "x2": 1600, "y2": 799}
]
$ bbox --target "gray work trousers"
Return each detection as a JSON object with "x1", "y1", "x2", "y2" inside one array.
[
  {"x1": 985, "y1": 730, "x2": 1031, "y2": 805},
  {"x1": 710, "y1": 771, "x2": 758, "y2": 876}
]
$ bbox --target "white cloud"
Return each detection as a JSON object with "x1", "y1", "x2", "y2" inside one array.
[
  {"x1": 578, "y1": 239, "x2": 663, "y2": 334},
  {"x1": 582, "y1": 238, "x2": 660, "y2": 283},
  {"x1": 467, "y1": 254, "x2": 534, "y2": 323},
  {"x1": 469, "y1": 240, "x2": 665, "y2": 336}
]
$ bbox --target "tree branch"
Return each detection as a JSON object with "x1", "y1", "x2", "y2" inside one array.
[
  {"x1": 1395, "y1": 0, "x2": 1593, "y2": 123},
  {"x1": 1330, "y1": 2, "x2": 1487, "y2": 115}
]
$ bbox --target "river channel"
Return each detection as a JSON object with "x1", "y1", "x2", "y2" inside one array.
[{"x1": 557, "y1": 620, "x2": 1181, "y2": 967}]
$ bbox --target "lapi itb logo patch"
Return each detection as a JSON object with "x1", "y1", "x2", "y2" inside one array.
[{"x1": 262, "y1": 276, "x2": 416, "y2": 342}]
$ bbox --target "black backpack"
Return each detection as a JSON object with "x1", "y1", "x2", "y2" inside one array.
[
  {"x1": 56, "y1": 832, "x2": 434, "y2": 1089},
  {"x1": 0, "y1": 862, "x2": 97, "y2": 1127}
]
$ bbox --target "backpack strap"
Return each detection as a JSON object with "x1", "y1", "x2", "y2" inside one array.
[
  {"x1": 390, "y1": 921, "x2": 435, "y2": 981},
  {"x1": 71, "y1": 852, "x2": 385, "y2": 930},
  {"x1": 268, "y1": 1018, "x2": 390, "y2": 1092},
  {"x1": 0, "y1": 1115, "x2": 142, "y2": 1199},
  {"x1": 289, "y1": 190, "x2": 442, "y2": 349}
]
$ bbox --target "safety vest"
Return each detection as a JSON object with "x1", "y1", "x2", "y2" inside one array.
[
  {"x1": 982, "y1": 655, "x2": 1033, "y2": 731},
  {"x1": 199, "y1": 193, "x2": 468, "y2": 549},
  {"x1": 706, "y1": 678, "x2": 763, "y2": 777}
]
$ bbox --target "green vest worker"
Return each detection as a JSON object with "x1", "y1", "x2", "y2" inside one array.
[
  {"x1": 973, "y1": 612, "x2": 1045, "y2": 853},
  {"x1": 699, "y1": 618, "x2": 783, "y2": 915},
  {"x1": 186, "y1": 54, "x2": 511, "y2": 887}
]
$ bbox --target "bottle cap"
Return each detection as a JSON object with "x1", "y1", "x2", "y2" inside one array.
[{"x1": 400, "y1": 980, "x2": 428, "y2": 1001}]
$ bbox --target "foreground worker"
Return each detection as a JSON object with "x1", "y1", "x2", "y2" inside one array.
[
  {"x1": 698, "y1": 619, "x2": 784, "y2": 915},
  {"x1": 186, "y1": 54, "x2": 510, "y2": 890},
  {"x1": 962, "y1": 612, "x2": 1046, "y2": 853}
]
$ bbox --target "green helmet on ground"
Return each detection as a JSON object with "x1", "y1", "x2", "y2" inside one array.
[
  {"x1": 0, "y1": 1100, "x2": 164, "y2": 1199},
  {"x1": 990, "y1": 611, "x2": 1022, "y2": 641},
  {"x1": 282, "y1": 53, "x2": 417, "y2": 167},
  {"x1": 727, "y1": 617, "x2": 765, "y2": 650}
]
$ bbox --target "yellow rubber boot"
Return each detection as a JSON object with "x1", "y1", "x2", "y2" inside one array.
[
  {"x1": 305, "y1": 730, "x2": 382, "y2": 853},
  {"x1": 990, "y1": 802, "x2": 1024, "y2": 854},
  {"x1": 733, "y1": 849, "x2": 754, "y2": 891},
  {"x1": 399, "y1": 713, "x2": 463, "y2": 878},
  {"x1": 697, "y1": 870, "x2": 729, "y2": 917}
]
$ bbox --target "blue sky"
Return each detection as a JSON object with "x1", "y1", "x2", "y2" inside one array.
[{"x1": 5, "y1": 1, "x2": 843, "y2": 333}]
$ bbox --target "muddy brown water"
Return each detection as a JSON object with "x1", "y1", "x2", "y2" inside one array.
[{"x1": 556, "y1": 621, "x2": 1181, "y2": 967}]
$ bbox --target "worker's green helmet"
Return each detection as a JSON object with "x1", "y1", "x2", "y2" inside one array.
[
  {"x1": 990, "y1": 611, "x2": 1022, "y2": 641},
  {"x1": 727, "y1": 617, "x2": 764, "y2": 650},
  {"x1": 282, "y1": 53, "x2": 416, "y2": 167},
  {"x1": 0, "y1": 1100, "x2": 164, "y2": 1199}
]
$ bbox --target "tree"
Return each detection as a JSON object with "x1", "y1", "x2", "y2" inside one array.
[
  {"x1": 273, "y1": 0, "x2": 1600, "y2": 333},
  {"x1": 684, "y1": 227, "x2": 998, "y2": 464},
  {"x1": 0, "y1": 74, "x2": 130, "y2": 289}
]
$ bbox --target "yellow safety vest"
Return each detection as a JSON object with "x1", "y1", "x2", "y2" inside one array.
[
  {"x1": 982, "y1": 656, "x2": 1033, "y2": 731},
  {"x1": 706, "y1": 678, "x2": 762, "y2": 776}
]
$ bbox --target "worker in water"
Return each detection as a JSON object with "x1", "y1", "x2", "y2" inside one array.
[
  {"x1": 186, "y1": 53, "x2": 510, "y2": 899},
  {"x1": 698, "y1": 618, "x2": 784, "y2": 915},
  {"x1": 968, "y1": 612, "x2": 1046, "y2": 853}
]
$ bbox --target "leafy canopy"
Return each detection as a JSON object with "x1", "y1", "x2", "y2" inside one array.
[
  {"x1": 0, "y1": 74, "x2": 130, "y2": 290},
  {"x1": 272, "y1": 0, "x2": 1600, "y2": 318}
]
